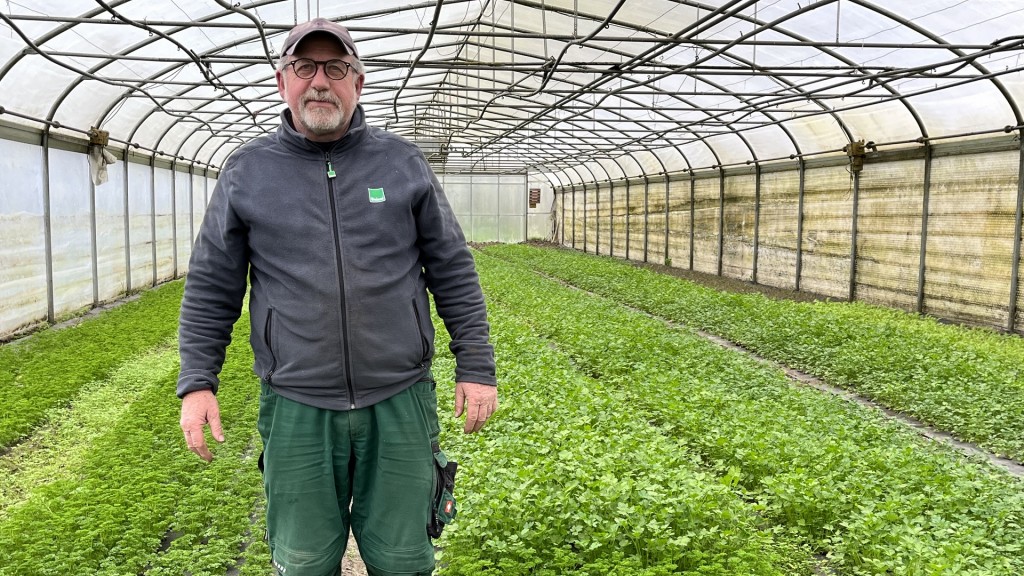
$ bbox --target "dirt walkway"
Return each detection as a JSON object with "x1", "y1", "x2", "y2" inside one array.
[{"x1": 341, "y1": 533, "x2": 368, "y2": 576}]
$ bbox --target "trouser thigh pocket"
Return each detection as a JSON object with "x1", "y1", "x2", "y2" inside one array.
[{"x1": 427, "y1": 444, "x2": 458, "y2": 539}]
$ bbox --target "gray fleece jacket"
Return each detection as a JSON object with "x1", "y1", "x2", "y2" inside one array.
[{"x1": 177, "y1": 106, "x2": 496, "y2": 410}]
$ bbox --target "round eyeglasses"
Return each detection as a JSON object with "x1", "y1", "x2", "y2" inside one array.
[{"x1": 286, "y1": 58, "x2": 354, "y2": 81}]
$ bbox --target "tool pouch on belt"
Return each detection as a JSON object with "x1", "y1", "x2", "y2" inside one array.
[{"x1": 428, "y1": 441, "x2": 458, "y2": 539}]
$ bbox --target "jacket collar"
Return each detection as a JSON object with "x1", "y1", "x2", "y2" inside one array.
[{"x1": 277, "y1": 104, "x2": 367, "y2": 154}]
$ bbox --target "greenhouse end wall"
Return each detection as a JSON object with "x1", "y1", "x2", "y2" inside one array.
[
  {"x1": 438, "y1": 173, "x2": 528, "y2": 243},
  {"x1": 554, "y1": 137, "x2": 1024, "y2": 334}
]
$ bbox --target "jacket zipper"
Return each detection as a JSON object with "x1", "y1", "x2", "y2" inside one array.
[{"x1": 325, "y1": 152, "x2": 357, "y2": 409}]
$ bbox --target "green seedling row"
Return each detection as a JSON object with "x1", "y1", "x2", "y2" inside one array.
[
  {"x1": 0, "y1": 343, "x2": 179, "y2": 519},
  {"x1": 473, "y1": 251, "x2": 1024, "y2": 575},
  {"x1": 0, "y1": 282, "x2": 185, "y2": 447},
  {"x1": 482, "y1": 243, "x2": 1024, "y2": 461},
  {"x1": 0, "y1": 285, "x2": 264, "y2": 576},
  {"x1": 430, "y1": 283, "x2": 815, "y2": 575},
  {"x1": 133, "y1": 327, "x2": 264, "y2": 576}
]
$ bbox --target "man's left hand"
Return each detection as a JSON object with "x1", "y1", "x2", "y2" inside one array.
[{"x1": 454, "y1": 381, "x2": 498, "y2": 434}]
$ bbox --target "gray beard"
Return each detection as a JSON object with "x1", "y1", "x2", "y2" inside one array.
[
  {"x1": 300, "y1": 105, "x2": 343, "y2": 135},
  {"x1": 299, "y1": 91, "x2": 345, "y2": 135}
]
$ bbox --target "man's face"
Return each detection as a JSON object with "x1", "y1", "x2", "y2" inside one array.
[{"x1": 276, "y1": 35, "x2": 364, "y2": 142}]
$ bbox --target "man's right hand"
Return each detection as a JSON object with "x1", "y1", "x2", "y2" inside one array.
[{"x1": 180, "y1": 389, "x2": 225, "y2": 462}]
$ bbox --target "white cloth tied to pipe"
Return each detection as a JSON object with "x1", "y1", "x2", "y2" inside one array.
[{"x1": 88, "y1": 143, "x2": 117, "y2": 186}]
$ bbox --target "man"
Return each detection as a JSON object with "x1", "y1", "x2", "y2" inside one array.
[{"x1": 176, "y1": 18, "x2": 497, "y2": 576}]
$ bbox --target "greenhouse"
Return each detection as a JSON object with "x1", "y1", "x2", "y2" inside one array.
[{"x1": 2, "y1": 1, "x2": 1024, "y2": 575}]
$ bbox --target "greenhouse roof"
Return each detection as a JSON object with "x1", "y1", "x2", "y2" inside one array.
[{"x1": 2, "y1": 0, "x2": 1023, "y2": 176}]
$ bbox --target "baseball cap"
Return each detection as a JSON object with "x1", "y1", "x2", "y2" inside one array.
[{"x1": 281, "y1": 18, "x2": 359, "y2": 58}]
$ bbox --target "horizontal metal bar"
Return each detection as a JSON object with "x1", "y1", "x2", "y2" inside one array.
[{"x1": 3, "y1": 14, "x2": 998, "y2": 49}]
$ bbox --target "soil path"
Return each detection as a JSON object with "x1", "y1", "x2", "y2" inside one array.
[{"x1": 341, "y1": 533, "x2": 368, "y2": 576}]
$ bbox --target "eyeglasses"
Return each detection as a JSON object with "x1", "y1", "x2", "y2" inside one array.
[{"x1": 286, "y1": 58, "x2": 355, "y2": 80}]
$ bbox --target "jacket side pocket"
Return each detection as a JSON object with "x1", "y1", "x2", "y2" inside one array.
[
  {"x1": 411, "y1": 297, "x2": 432, "y2": 362},
  {"x1": 263, "y1": 307, "x2": 278, "y2": 382}
]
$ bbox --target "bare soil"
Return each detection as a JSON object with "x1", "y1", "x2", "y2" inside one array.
[{"x1": 341, "y1": 533, "x2": 368, "y2": 576}]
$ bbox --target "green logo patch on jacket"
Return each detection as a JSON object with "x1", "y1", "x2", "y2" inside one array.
[{"x1": 368, "y1": 188, "x2": 386, "y2": 203}]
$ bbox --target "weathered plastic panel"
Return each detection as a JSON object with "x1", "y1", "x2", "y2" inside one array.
[
  {"x1": 854, "y1": 159, "x2": 925, "y2": 312},
  {"x1": 797, "y1": 165, "x2": 853, "y2": 299},
  {"x1": 646, "y1": 180, "x2": 668, "y2": 265},
  {"x1": 925, "y1": 151, "x2": 1018, "y2": 327},
  {"x1": 174, "y1": 169, "x2": 192, "y2": 276},
  {"x1": 0, "y1": 139, "x2": 46, "y2": 335},
  {"x1": 721, "y1": 173, "x2": 757, "y2": 282},
  {"x1": 49, "y1": 148, "x2": 93, "y2": 317},
  {"x1": 95, "y1": 163, "x2": 127, "y2": 303},
  {"x1": 757, "y1": 170, "x2": 801, "y2": 290},
  {"x1": 627, "y1": 181, "x2": 647, "y2": 261},
  {"x1": 594, "y1": 182, "x2": 612, "y2": 256},
  {"x1": 609, "y1": 182, "x2": 629, "y2": 258},
  {"x1": 153, "y1": 168, "x2": 175, "y2": 283},
  {"x1": 127, "y1": 162, "x2": 154, "y2": 289},
  {"x1": 691, "y1": 177, "x2": 720, "y2": 275},
  {"x1": 666, "y1": 178, "x2": 692, "y2": 269}
]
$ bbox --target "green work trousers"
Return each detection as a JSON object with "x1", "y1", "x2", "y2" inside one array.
[{"x1": 257, "y1": 377, "x2": 439, "y2": 576}]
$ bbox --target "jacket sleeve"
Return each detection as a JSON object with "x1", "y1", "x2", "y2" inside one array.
[
  {"x1": 414, "y1": 158, "x2": 497, "y2": 386},
  {"x1": 176, "y1": 160, "x2": 250, "y2": 398}
]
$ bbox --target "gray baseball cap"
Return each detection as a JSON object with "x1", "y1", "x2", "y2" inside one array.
[{"x1": 281, "y1": 18, "x2": 359, "y2": 58}]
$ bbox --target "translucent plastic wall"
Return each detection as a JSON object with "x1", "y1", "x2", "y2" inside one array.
[
  {"x1": 439, "y1": 173, "x2": 527, "y2": 243},
  {"x1": 0, "y1": 153, "x2": 527, "y2": 337},
  {"x1": 0, "y1": 138, "x2": 214, "y2": 338},
  {"x1": 555, "y1": 137, "x2": 1024, "y2": 333},
  {"x1": 1, "y1": 139, "x2": 45, "y2": 333},
  {"x1": 0, "y1": 134, "x2": 528, "y2": 338},
  {"x1": 526, "y1": 174, "x2": 556, "y2": 241}
]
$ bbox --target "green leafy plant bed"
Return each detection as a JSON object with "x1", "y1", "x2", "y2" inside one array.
[
  {"x1": 431, "y1": 286, "x2": 815, "y2": 575},
  {"x1": 0, "y1": 281, "x2": 185, "y2": 448},
  {"x1": 0, "y1": 307, "x2": 263, "y2": 575},
  {"x1": 5, "y1": 247, "x2": 1023, "y2": 575},
  {"x1": 0, "y1": 343, "x2": 179, "y2": 518},
  {"x1": 472, "y1": 251, "x2": 1024, "y2": 575},
  {"x1": 481, "y1": 243, "x2": 1024, "y2": 462}
]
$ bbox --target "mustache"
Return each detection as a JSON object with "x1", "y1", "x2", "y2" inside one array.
[{"x1": 300, "y1": 89, "x2": 341, "y2": 107}]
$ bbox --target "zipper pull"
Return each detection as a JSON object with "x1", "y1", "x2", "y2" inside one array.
[{"x1": 326, "y1": 159, "x2": 337, "y2": 179}]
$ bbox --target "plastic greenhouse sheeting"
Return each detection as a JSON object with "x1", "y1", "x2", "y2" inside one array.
[{"x1": 0, "y1": 0, "x2": 1022, "y2": 178}]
